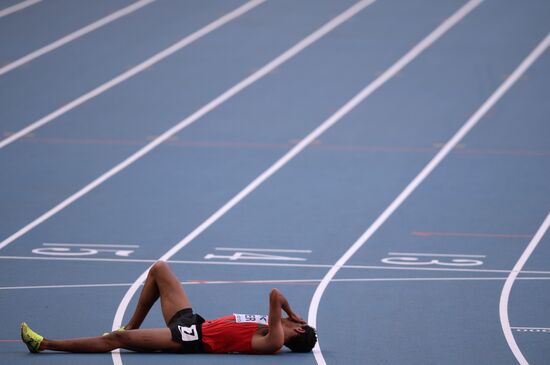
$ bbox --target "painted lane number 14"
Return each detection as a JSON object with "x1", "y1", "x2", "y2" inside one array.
[{"x1": 204, "y1": 247, "x2": 311, "y2": 261}]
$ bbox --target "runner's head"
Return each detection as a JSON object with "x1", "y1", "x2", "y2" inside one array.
[{"x1": 283, "y1": 321, "x2": 317, "y2": 353}]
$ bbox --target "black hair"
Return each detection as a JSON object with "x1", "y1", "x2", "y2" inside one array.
[{"x1": 285, "y1": 325, "x2": 317, "y2": 353}]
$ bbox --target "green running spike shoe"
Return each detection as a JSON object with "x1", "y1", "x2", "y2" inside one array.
[
  {"x1": 102, "y1": 326, "x2": 126, "y2": 336},
  {"x1": 20, "y1": 322, "x2": 43, "y2": 353}
]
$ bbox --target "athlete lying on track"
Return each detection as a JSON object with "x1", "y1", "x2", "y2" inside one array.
[{"x1": 21, "y1": 261, "x2": 317, "y2": 354}]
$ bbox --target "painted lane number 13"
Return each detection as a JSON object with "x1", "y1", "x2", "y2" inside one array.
[{"x1": 381, "y1": 252, "x2": 485, "y2": 267}]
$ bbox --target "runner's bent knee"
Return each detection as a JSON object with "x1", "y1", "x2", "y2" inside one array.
[{"x1": 150, "y1": 261, "x2": 167, "y2": 275}]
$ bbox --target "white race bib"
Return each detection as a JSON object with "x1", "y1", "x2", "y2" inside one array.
[{"x1": 234, "y1": 313, "x2": 268, "y2": 325}]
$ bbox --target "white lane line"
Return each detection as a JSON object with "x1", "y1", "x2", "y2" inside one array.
[
  {"x1": 0, "y1": 0, "x2": 265, "y2": 150},
  {"x1": 500, "y1": 212, "x2": 550, "y2": 365},
  {"x1": 2, "y1": 255, "x2": 550, "y2": 275},
  {"x1": 512, "y1": 327, "x2": 550, "y2": 332},
  {"x1": 388, "y1": 252, "x2": 486, "y2": 258},
  {"x1": 110, "y1": 2, "x2": 379, "y2": 361},
  {"x1": 215, "y1": 247, "x2": 312, "y2": 253},
  {"x1": 0, "y1": 1, "x2": 272, "y2": 251},
  {"x1": 308, "y1": 13, "x2": 550, "y2": 365},
  {"x1": 0, "y1": 0, "x2": 154, "y2": 76},
  {"x1": 4, "y1": 276, "x2": 550, "y2": 291},
  {"x1": 0, "y1": 0, "x2": 375, "y2": 257},
  {"x1": 0, "y1": 282, "x2": 131, "y2": 290},
  {"x1": 0, "y1": 0, "x2": 40, "y2": 18},
  {"x1": 334, "y1": 277, "x2": 550, "y2": 282}
]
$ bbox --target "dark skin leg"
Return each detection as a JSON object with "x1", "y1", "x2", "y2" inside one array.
[
  {"x1": 39, "y1": 261, "x2": 192, "y2": 352},
  {"x1": 125, "y1": 260, "x2": 192, "y2": 329},
  {"x1": 41, "y1": 328, "x2": 180, "y2": 353}
]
